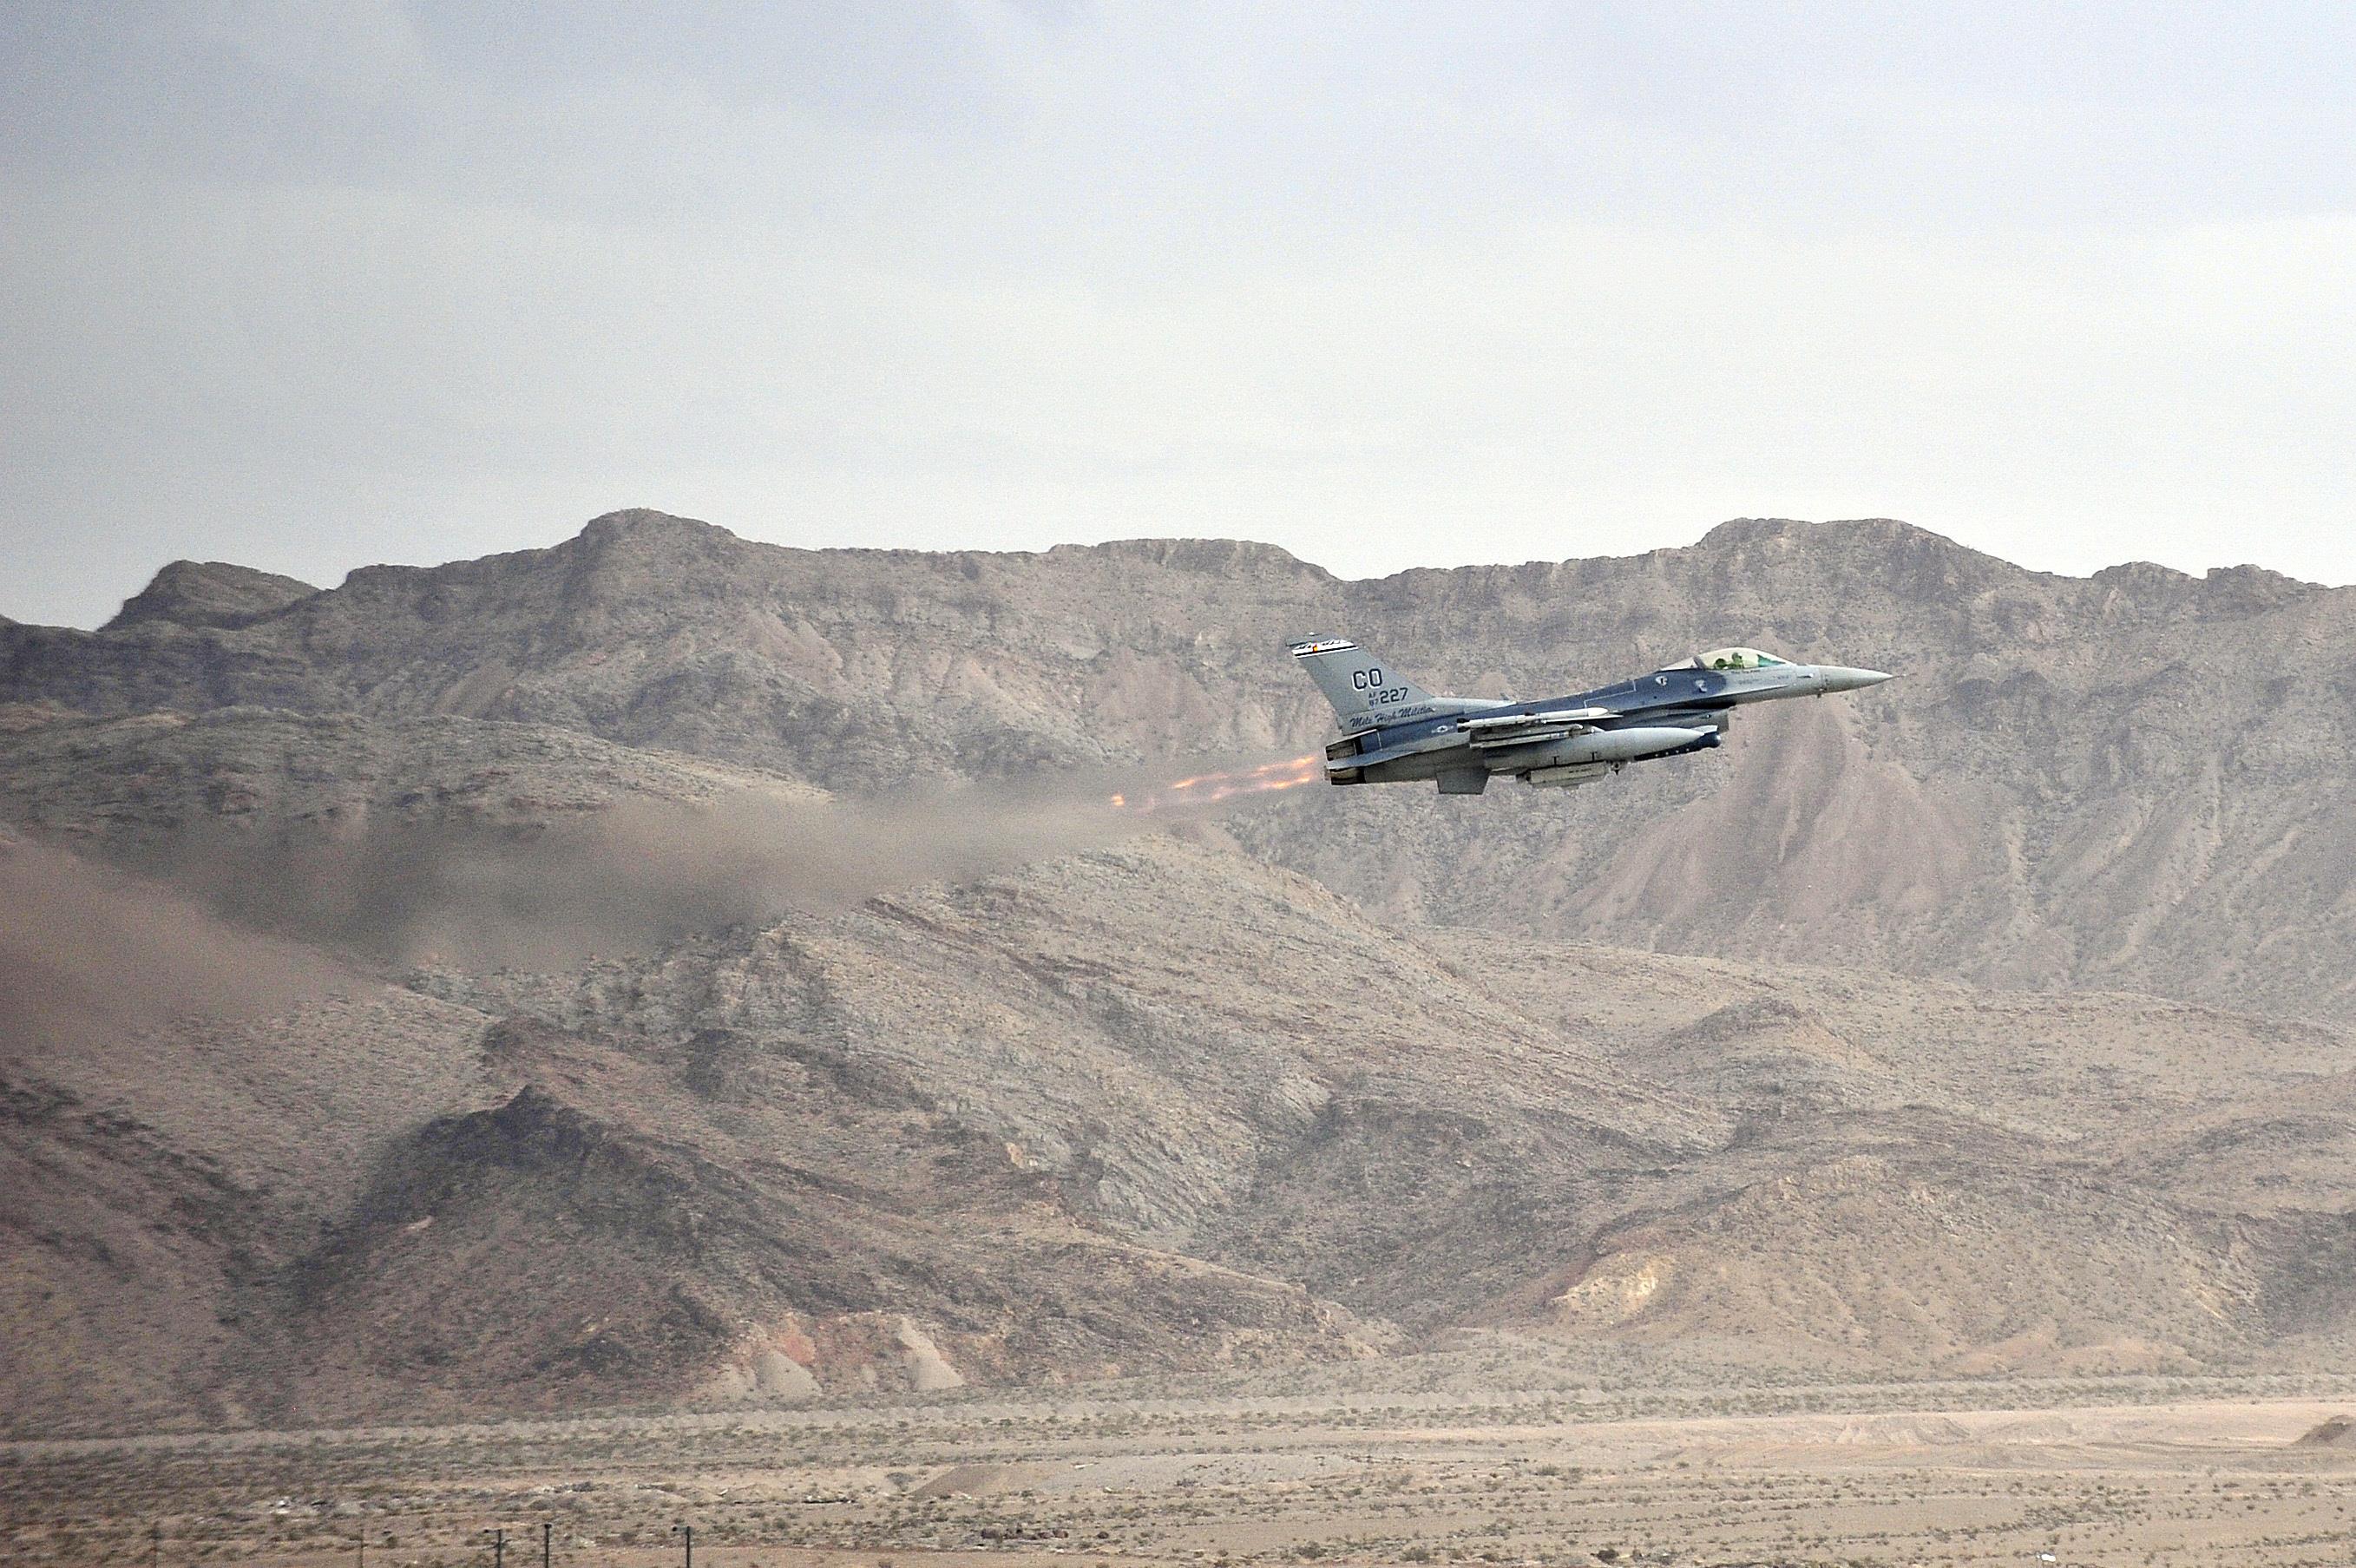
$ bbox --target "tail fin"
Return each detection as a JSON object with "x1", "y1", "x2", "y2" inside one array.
[{"x1": 1285, "y1": 636, "x2": 1440, "y2": 733}]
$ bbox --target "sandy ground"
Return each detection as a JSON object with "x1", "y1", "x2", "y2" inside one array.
[{"x1": 13, "y1": 1382, "x2": 2356, "y2": 1568}]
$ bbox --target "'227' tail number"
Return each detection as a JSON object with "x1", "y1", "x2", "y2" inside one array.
[{"x1": 1351, "y1": 667, "x2": 1410, "y2": 706}]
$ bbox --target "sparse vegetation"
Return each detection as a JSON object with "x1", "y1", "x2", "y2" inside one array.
[{"x1": 10, "y1": 1374, "x2": 2356, "y2": 1567}]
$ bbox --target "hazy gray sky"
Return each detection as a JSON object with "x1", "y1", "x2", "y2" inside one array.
[{"x1": 5, "y1": 1, "x2": 2353, "y2": 627}]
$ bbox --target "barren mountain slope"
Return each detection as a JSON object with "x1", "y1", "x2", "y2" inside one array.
[
  {"x1": 0, "y1": 707, "x2": 1413, "y2": 1429},
  {"x1": 0, "y1": 710, "x2": 1690, "y2": 1430},
  {"x1": 0, "y1": 706, "x2": 836, "y2": 965},
  {"x1": 0, "y1": 706, "x2": 810, "y2": 846},
  {"x1": 11, "y1": 518, "x2": 2356, "y2": 1434},
  {"x1": 15, "y1": 758, "x2": 2356, "y2": 1432},
  {"x1": 8, "y1": 510, "x2": 2353, "y2": 1020}
]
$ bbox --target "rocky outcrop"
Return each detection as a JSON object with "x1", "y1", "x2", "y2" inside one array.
[{"x1": 104, "y1": 561, "x2": 318, "y2": 632}]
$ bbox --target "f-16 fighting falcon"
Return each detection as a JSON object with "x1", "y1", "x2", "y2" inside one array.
[{"x1": 1287, "y1": 637, "x2": 1892, "y2": 794}]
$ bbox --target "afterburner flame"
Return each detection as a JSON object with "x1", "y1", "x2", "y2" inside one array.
[{"x1": 1111, "y1": 753, "x2": 1322, "y2": 815}]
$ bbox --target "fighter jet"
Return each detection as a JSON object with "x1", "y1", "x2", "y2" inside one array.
[{"x1": 1287, "y1": 637, "x2": 1891, "y2": 794}]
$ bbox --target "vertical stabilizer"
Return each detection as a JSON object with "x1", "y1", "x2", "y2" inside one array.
[{"x1": 1285, "y1": 636, "x2": 1441, "y2": 733}]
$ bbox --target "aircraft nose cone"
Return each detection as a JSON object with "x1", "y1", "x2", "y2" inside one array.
[{"x1": 1817, "y1": 666, "x2": 1893, "y2": 692}]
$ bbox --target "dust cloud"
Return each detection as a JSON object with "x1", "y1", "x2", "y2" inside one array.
[
  {"x1": 0, "y1": 830, "x2": 351, "y2": 1057},
  {"x1": 29, "y1": 752, "x2": 1325, "y2": 979}
]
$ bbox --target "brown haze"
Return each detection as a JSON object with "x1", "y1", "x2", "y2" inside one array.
[
  {"x1": 0, "y1": 830, "x2": 347, "y2": 1049},
  {"x1": 3, "y1": 742, "x2": 1318, "y2": 1072},
  {"x1": 70, "y1": 753, "x2": 1319, "y2": 970}
]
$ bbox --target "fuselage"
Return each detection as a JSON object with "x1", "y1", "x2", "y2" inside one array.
[{"x1": 1322, "y1": 651, "x2": 1891, "y2": 791}]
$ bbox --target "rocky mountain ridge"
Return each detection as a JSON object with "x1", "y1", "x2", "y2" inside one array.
[
  {"x1": 8, "y1": 511, "x2": 2356, "y2": 1434},
  {"x1": 10, "y1": 508, "x2": 2351, "y2": 1021}
]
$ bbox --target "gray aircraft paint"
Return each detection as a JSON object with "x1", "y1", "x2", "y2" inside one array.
[{"x1": 1287, "y1": 639, "x2": 1892, "y2": 793}]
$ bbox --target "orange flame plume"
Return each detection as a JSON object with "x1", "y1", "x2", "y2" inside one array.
[{"x1": 1110, "y1": 753, "x2": 1322, "y2": 815}]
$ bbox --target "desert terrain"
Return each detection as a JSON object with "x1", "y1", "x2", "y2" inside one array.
[
  {"x1": 17, "y1": 1368, "x2": 2356, "y2": 1567},
  {"x1": 10, "y1": 514, "x2": 2356, "y2": 1562}
]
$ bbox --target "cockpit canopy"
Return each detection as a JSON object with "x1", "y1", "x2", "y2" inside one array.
[{"x1": 1671, "y1": 646, "x2": 1793, "y2": 672}]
